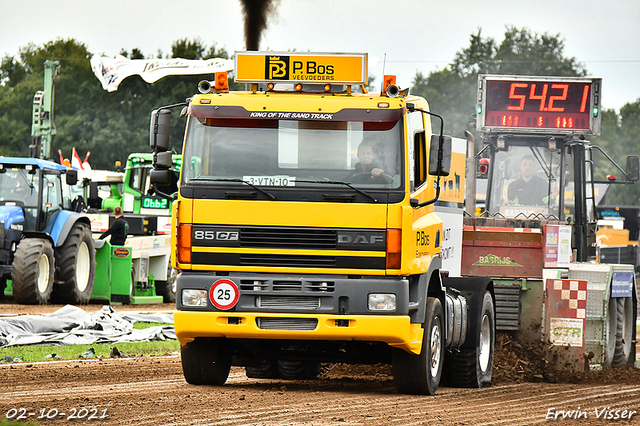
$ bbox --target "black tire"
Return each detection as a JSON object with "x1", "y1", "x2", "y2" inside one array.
[
  {"x1": 0, "y1": 278, "x2": 6, "y2": 301},
  {"x1": 393, "y1": 297, "x2": 444, "y2": 395},
  {"x1": 156, "y1": 264, "x2": 177, "y2": 303},
  {"x1": 245, "y1": 361, "x2": 279, "y2": 379},
  {"x1": 612, "y1": 296, "x2": 635, "y2": 367},
  {"x1": 277, "y1": 360, "x2": 321, "y2": 380},
  {"x1": 181, "y1": 338, "x2": 232, "y2": 385},
  {"x1": 53, "y1": 223, "x2": 96, "y2": 304},
  {"x1": 603, "y1": 294, "x2": 618, "y2": 367},
  {"x1": 444, "y1": 291, "x2": 495, "y2": 388},
  {"x1": 11, "y1": 239, "x2": 55, "y2": 304}
]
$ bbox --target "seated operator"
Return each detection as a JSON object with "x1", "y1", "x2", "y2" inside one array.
[
  {"x1": 507, "y1": 155, "x2": 549, "y2": 206},
  {"x1": 347, "y1": 141, "x2": 393, "y2": 184}
]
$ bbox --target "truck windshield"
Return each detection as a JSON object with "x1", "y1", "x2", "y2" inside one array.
[{"x1": 182, "y1": 117, "x2": 403, "y2": 190}]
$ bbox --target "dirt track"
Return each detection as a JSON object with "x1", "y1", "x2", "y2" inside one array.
[{"x1": 2, "y1": 301, "x2": 640, "y2": 425}]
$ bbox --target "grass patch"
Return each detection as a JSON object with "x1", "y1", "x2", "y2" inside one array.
[
  {"x1": 0, "y1": 322, "x2": 179, "y2": 363},
  {"x1": 1, "y1": 420, "x2": 39, "y2": 426}
]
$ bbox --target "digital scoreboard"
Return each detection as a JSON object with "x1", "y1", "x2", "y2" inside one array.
[{"x1": 476, "y1": 75, "x2": 602, "y2": 135}]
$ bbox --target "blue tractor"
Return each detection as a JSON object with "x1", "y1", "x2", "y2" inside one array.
[{"x1": 0, "y1": 158, "x2": 96, "y2": 304}]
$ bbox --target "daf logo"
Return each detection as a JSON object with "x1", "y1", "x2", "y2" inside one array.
[{"x1": 338, "y1": 234, "x2": 384, "y2": 245}]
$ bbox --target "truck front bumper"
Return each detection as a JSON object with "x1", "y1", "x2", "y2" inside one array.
[{"x1": 175, "y1": 311, "x2": 424, "y2": 354}]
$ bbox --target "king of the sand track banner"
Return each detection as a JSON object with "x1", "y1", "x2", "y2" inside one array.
[{"x1": 90, "y1": 55, "x2": 234, "y2": 92}]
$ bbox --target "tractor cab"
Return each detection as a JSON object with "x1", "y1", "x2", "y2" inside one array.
[{"x1": 0, "y1": 158, "x2": 78, "y2": 234}]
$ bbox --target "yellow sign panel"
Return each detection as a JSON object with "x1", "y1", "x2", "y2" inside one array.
[{"x1": 235, "y1": 52, "x2": 367, "y2": 85}]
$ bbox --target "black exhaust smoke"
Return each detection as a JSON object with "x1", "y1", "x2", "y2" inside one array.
[{"x1": 240, "y1": 0, "x2": 279, "y2": 51}]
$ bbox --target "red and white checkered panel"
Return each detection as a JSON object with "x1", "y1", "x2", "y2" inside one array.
[{"x1": 549, "y1": 279, "x2": 588, "y2": 319}]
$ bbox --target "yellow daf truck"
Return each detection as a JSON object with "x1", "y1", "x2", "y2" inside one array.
[{"x1": 149, "y1": 52, "x2": 494, "y2": 395}]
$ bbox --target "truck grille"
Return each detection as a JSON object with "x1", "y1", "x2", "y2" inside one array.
[
  {"x1": 241, "y1": 227, "x2": 336, "y2": 249},
  {"x1": 257, "y1": 296, "x2": 321, "y2": 310},
  {"x1": 240, "y1": 254, "x2": 335, "y2": 267},
  {"x1": 256, "y1": 317, "x2": 318, "y2": 331}
]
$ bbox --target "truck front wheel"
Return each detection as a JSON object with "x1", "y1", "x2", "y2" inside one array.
[
  {"x1": 12, "y1": 239, "x2": 55, "y2": 304},
  {"x1": 54, "y1": 223, "x2": 96, "y2": 304},
  {"x1": 444, "y1": 291, "x2": 495, "y2": 388},
  {"x1": 181, "y1": 338, "x2": 232, "y2": 385},
  {"x1": 392, "y1": 297, "x2": 444, "y2": 395}
]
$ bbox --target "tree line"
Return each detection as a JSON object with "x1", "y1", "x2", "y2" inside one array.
[{"x1": 0, "y1": 28, "x2": 638, "y2": 205}]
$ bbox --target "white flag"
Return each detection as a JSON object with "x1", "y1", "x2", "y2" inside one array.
[{"x1": 90, "y1": 55, "x2": 234, "y2": 92}]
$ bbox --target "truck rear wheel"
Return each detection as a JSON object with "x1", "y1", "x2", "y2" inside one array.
[
  {"x1": 392, "y1": 297, "x2": 444, "y2": 395},
  {"x1": 156, "y1": 264, "x2": 177, "y2": 303},
  {"x1": 277, "y1": 360, "x2": 321, "y2": 380},
  {"x1": 245, "y1": 361, "x2": 279, "y2": 379},
  {"x1": 444, "y1": 291, "x2": 495, "y2": 388},
  {"x1": 181, "y1": 338, "x2": 232, "y2": 385},
  {"x1": 53, "y1": 223, "x2": 96, "y2": 304},
  {"x1": 11, "y1": 239, "x2": 55, "y2": 304},
  {"x1": 612, "y1": 296, "x2": 635, "y2": 367}
]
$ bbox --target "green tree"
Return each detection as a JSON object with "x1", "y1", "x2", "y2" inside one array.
[
  {"x1": 411, "y1": 27, "x2": 586, "y2": 139},
  {"x1": 0, "y1": 38, "x2": 232, "y2": 169},
  {"x1": 592, "y1": 102, "x2": 640, "y2": 205}
]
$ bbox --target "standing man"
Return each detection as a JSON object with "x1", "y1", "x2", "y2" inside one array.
[
  {"x1": 507, "y1": 155, "x2": 549, "y2": 206},
  {"x1": 99, "y1": 206, "x2": 128, "y2": 246}
]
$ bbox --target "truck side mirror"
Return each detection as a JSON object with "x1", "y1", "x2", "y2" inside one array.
[
  {"x1": 428, "y1": 135, "x2": 452, "y2": 176},
  {"x1": 65, "y1": 169, "x2": 78, "y2": 185},
  {"x1": 150, "y1": 151, "x2": 173, "y2": 186},
  {"x1": 150, "y1": 169, "x2": 172, "y2": 186},
  {"x1": 155, "y1": 151, "x2": 173, "y2": 169},
  {"x1": 626, "y1": 155, "x2": 639, "y2": 181},
  {"x1": 150, "y1": 109, "x2": 171, "y2": 152}
]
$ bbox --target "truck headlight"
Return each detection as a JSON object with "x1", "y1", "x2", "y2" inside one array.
[
  {"x1": 182, "y1": 289, "x2": 208, "y2": 307},
  {"x1": 368, "y1": 293, "x2": 396, "y2": 312}
]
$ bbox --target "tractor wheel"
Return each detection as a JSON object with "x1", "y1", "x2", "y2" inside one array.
[
  {"x1": 11, "y1": 238, "x2": 55, "y2": 304},
  {"x1": 444, "y1": 291, "x2": 495, "y2": 388},
  {"x1": 603, "y1": 293, "x2": 618, "y2": 367},
  {"x1": 612, "y1": 296, "x2": 635, "y2": 367},
  {"x1": 181, "y1": 338, "x2": 232, "y2": 385},
  {"x1": 277, "y1": 360, "x2": 321, "y2": 380},
  {"x1": 156, "y1": 264, "x2": 177, "y2": 303},
  {"x1": 54, "y1": 223, "x2": 96, "y2": 304},
  {"x1": 393, "y1": 297, "x2": 444, "y2": 395}
]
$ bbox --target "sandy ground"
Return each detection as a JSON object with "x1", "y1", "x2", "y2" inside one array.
[{"x1": 2, "y1": 300, "x2": 640, "y2": 425}]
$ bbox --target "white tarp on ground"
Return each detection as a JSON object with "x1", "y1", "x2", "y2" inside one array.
[
  {"x1": 90, "y1": 55, "x2": 234, "y2": 92},
  {"x1": 0, "y1": 305, "x2": 175, "y2": 347}
]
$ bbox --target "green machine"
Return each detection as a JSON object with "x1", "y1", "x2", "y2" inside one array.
[{"x1": 92, "y1": 240, "x2": 163, "y2": 304}]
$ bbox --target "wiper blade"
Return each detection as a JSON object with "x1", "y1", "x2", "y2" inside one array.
[
  {"x1": 205, "y1": 178, "x2": 277, "y2": 201},
  {"x1": 296, "y1": 179, "x2": 377, "y2": 202}
]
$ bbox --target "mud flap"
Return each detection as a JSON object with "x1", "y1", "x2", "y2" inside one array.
[{"x1": 544, "y1": 278, "x2": 587, "y2": 371}]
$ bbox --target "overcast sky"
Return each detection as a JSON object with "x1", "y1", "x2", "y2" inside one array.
[{"x1": 1, "y1": 0, "x2": 639, "y2": 111}]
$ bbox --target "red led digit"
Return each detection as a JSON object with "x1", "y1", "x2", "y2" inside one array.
[
  {"x1": 507, "y1": 83, "x2": 528, "y2": 111},
  {"x1": 529, "y1": 84, "x2": 548, "y2": 111},
  {"x1": 580, "y1": 84, "x2": 589, "y2": 113},
  {"x1": 548, "y1": 84, "x2": 568, "y2": 112}
]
